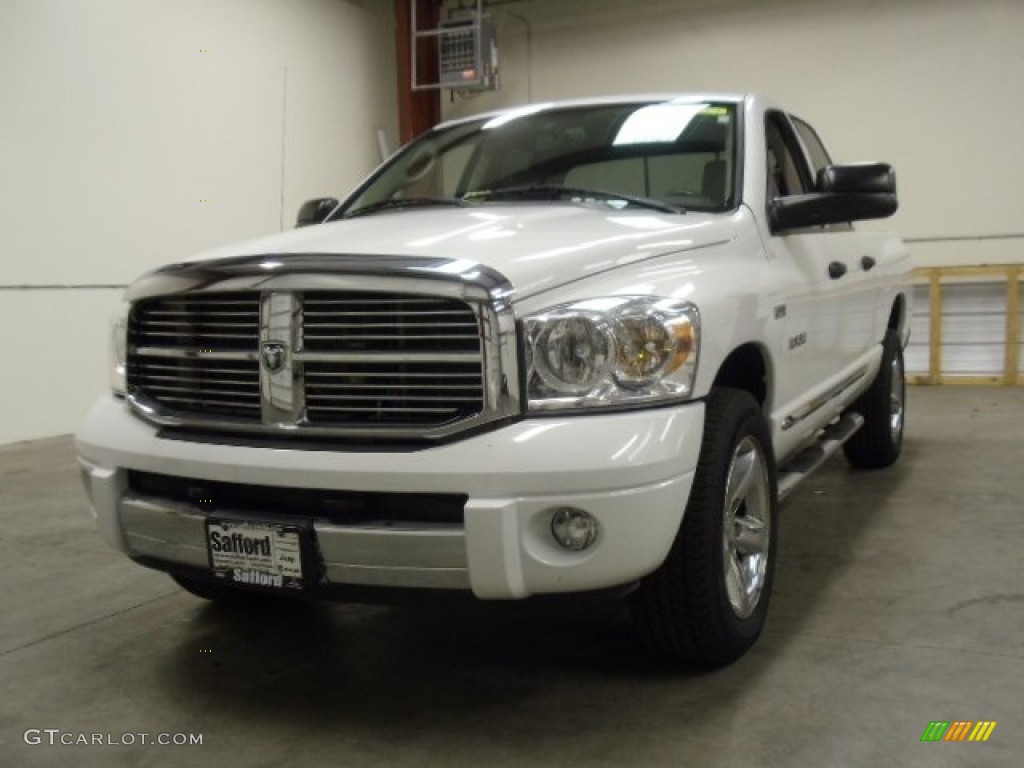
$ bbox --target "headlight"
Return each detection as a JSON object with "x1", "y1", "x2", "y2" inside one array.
[
  {"x1": 525, "y1": 297, "x2": 699, "y2": 411},
  {"x1": 111, "y1": 304, "x2": 129, "y2": 396}
]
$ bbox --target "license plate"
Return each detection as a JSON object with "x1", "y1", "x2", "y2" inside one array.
[{"x1": 205, "y1": 519, "x2": 304, "y2": 590}]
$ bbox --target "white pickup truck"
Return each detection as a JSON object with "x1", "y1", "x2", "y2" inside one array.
[{"x1": 77, "y1": 93, "x2": 910, "y2": 667}]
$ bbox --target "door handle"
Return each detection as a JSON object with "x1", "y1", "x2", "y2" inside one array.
[
  {"x1": 861, "y1": 255, "x2": 877, "y2": 271},
  {"x1": 828, "y1": 261, "x2": 847, "y2": 280}
]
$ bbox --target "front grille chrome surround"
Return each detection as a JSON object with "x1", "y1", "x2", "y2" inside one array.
[{"x1": 124, "y1": 255, "x2": 520, "y2": 441}]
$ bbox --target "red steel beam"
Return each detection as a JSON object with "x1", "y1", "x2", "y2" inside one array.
[{"x1": 395, "y1": 0, "x2": 442, "y2": 144}]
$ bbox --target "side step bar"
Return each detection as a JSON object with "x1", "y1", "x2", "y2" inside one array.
[{"x1": 777, "y1": 412, "x2": 864, "y2": 502}]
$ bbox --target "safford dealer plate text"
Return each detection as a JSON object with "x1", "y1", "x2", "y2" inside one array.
[{"x1": 205, "y1": 520, "x2": 304, "y2": 589}]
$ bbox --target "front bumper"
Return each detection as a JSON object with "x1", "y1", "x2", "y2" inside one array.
[{"x1": 76, "y1": 397, "x2": 704, "y2": 599}]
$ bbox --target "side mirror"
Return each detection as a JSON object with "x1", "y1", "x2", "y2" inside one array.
[
  {"x1": 770, "y1": 163, "x2": 897, "y2": 232},
  {"x1": 818, "y1": 162, "x2": 896, "y2": 195},
  {"x1": 296, "y1": 198, "x2": 339, "y2": 227}
]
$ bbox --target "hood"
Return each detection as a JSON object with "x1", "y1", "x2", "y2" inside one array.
[{"x1": 187, "y1": 204, "x2": 742, "y2": 301}]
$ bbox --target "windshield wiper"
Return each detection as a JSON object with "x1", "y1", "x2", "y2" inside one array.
[
  {"x1": 464, "y1": 185, "x2": 684, "y2": 214},
  {"x1": 343, "y1": 197, "x2": 469, "y2": 219}
]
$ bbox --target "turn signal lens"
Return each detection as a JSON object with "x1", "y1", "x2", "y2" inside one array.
[{"x1": 614, "y1": 313, "x2": 676, "y2": 387}]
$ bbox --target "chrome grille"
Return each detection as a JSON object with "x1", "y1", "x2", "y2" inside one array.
[
  {"x1": 126, "y1": 289, "x2": 487, "y2": 433},
  {"x1": 127, "y1": 294, "x2": 261, "y2": 420}
]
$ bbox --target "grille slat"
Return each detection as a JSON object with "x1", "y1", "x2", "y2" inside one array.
[
  {"x1": 140, "y1": 321, "x2": 257, "y2": 329},
  {"x1": 305, "y1": 322, "x2": 478, "y2": 329},
  {"x1": 302, "y1": 298, "x2": 450, "y2": 306},
  {"x1": 303, "y1": 310, "x2": 473, "y2": 318},
  {"x1": 134, "y1": 364, "x2": 256, "y2": 376},
  {"x1": 147, "y1": 310, "x2": 256, "y2": 316},
  {"x1": 126, "y1": 289, "x2": 488, "y2": 433},
  {"x1": 306, "y1": 383, "x2": 480, "y2": 391},
  {"x1": 133, "y1": 348, "x2": 256, "y2": 361},
  {"x1": 156, "y1": 392, "x2": 261, "y2": 404},
  {"x1": 139, "y1": 374, "x2": 255, "y2": 386},
  {"x1": 145, "y1": 384, "x2": 259, "y2": 398},
  {"x1": 304, "y1": 370, "x2": 480, "y2": 379},
  {"x1": 146, "y1": 299, "x2": 256, "y2": 306},
  {"x1": 136, "y1": 331, "x2": 257, "y2": 340},
  {"x1": 158, "y1": 396, "x2": 261, "y2": 409},
  {"x1": 299, "y1": 351, "x2": 481, "y2": 363},
  {"x1": 304, "y1": 405, "x2": 460, "y2": 414},
  {"x1": 307, "y1": 393, "x2": 483, "y2": 403},
  {"x1": 304, "y1": 334, "x2": 479, "y2": 342}
]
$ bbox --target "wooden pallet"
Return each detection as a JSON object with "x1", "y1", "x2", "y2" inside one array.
[{"x1": 909, "y1": 264, "x2": 1022, "y2": 386}]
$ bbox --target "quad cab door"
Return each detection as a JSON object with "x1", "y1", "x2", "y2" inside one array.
[{"x1": 760, "y1": 111, "x2": 880, "y2": 458}]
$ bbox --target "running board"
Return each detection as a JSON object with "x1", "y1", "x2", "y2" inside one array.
[{"x1": 777, "y1": 412, "x2": 864, "y2": 502}]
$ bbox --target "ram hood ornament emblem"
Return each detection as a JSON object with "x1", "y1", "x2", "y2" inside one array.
[{"x1": 261, "y1": 342, "x2": 287, "y2": 374}]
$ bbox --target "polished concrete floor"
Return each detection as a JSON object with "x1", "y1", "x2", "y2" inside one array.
[{"x1": 1, "y1": 387, "x2": 1022, "y2": 767}]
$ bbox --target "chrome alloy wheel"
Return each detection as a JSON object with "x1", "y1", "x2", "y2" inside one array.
[
  {"x1": 889, "y1": 354, "x2": 905, "y2": 445},
  {"x1": 721, "y1": 436, "x2": 772, "y2": 619}
]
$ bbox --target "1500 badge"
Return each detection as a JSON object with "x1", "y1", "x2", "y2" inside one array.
[{"x1": 789, "y1": 332, "x2": 807, "y2": 350}]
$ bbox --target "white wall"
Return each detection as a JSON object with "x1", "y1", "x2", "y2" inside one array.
[
  {"x1": 442, "y1": 0, "x2": 1024, "y2": 267},
  {"x1": 0, "y1": 0, "x2": 397, "y2": 444}
]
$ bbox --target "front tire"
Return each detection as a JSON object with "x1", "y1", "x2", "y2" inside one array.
[
  {"x1": 843, "y1": 329, "x2": 905, "y2": 469},
  {"x1": 631, "y1": 387, "x2": 778, "y2": 668}
]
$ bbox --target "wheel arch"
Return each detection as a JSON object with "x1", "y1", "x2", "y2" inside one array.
[
  {"x1": 888, "y1": 292, "x2": 910, "y2": 347},
  {"x1": 711, "y1": 342, "x2": 772, "y2": 412}
]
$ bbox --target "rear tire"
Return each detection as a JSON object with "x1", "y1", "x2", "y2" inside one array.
[
  {"x1": 843, "y1": 329, "x2": 905, "y2": 469},
  {"x1": 631, "y1": 387, "x2": 778, "y2": 668}
]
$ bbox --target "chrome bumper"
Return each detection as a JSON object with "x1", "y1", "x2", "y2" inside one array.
[
  {"x1": 120, "y1": 495, "x2": 470, "y2": 590},
  {"x1": 78, "y1": 395, "x2": 705, "y2": 599}
]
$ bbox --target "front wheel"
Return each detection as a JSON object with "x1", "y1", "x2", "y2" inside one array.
[{"x1": 631, "y1": 387, "x2": 778, "y2": 668}]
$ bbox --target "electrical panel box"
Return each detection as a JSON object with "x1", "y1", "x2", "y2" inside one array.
[
  {"x1": 438, "y1": 18, "x2": 497, "y2": 90},
  {"x1": 410, "y1": 0, "x2": 498, "y2": 92}
]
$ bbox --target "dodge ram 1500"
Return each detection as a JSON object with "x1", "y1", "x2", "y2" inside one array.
[{"x1": 77, "y1": 93, "x2": 910, "y2": 667}]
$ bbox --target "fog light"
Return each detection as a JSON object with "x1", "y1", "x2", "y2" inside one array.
[{"x1": 550, "y1": 507, "x2": 601, "y2": 551}]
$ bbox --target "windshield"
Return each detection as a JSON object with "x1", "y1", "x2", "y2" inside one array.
[{"x1": 336, "y1": 100, "x2": 739, "y2": 218}]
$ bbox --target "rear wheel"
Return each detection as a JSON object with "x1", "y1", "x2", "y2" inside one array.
[
  {"x1": 843, "y1": 329, "x2": 905, "y2": 469},
  {"x1": 631, "y1": 387, "x2": 778, "y2": 668}
]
